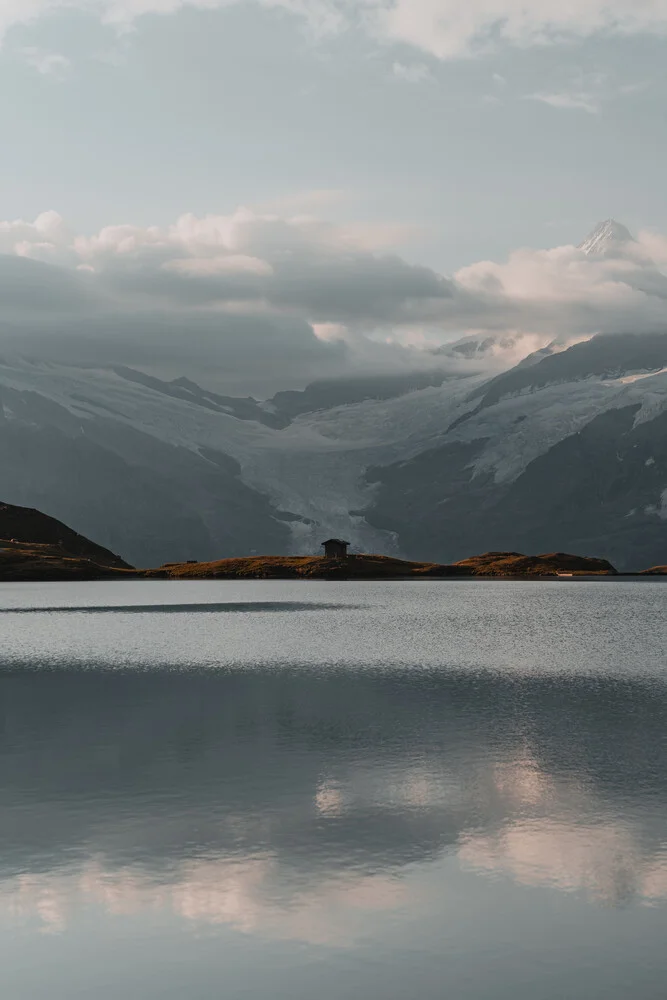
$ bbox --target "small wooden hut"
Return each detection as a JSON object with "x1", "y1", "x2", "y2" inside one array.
[{"x1": 321, "y1": 538, "x2": 350, "y2": 559}]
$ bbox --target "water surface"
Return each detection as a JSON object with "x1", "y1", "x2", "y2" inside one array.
[{"x1": 1, "y1": 580, "x2": 666, "y2": 999}]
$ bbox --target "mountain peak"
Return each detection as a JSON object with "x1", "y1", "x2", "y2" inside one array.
[{"x1": 578, "y1": 219, "x2": 635, "y2": 255}]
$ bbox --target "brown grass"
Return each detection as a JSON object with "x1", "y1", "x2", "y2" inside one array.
[
  {"x1": 145, "y1": 553, "x2": 457, "y2": 580},
  {"x1": 0, "y1": 542, "x2": 621, "y2": 582},
  {"x1": 0, "y1": 540, "x2": 135, "y2": 581},
  {"x1": 145, "y1": 550, "x2": 617, "y2": 580},
  {"x1": 453, "y1": 551, "x2": 617, "y2": 577}
]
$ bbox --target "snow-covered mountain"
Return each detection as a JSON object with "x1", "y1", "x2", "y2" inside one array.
[
  {"x1": 1, "y1": 330, "x2": 667, "y2": 570},
  {"x1": 578, "y1": 219, "x2": 635, "y2": 255}
]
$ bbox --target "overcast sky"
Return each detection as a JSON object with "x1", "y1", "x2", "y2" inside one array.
[{"x1": 0, "y1": 1, "x2": 666, "y2": 391}]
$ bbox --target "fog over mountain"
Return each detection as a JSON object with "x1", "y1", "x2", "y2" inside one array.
[
  {"x1": 1, "y1": 211, "x2": 666, "y2": 392},
  {"x1": 1, "y1": 215, "x2": 666, "y2": 569}
]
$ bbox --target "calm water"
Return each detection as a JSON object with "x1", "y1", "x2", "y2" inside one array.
[{"x1": 1, "y1": 579, "x2": 666, "y2": 999}]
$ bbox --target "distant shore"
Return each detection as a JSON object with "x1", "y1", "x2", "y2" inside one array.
[{"x1": 3, "y1": 543, "x2": 666, "y2": 582}]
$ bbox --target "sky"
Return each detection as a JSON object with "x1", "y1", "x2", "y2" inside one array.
[{"x1": 0, "y1": 1, "x2": 667, "y2": 392}]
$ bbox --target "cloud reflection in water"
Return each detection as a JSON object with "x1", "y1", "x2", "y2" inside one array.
[{"x1": 1, "y1": 666, "x2": 667, "y2": 949}]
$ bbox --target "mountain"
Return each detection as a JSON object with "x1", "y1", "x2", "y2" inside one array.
[
  {"x1": 0, "y1": 501, "x2": 131, "y2": 571},
  {"x1": 1, "y1": 216, "x2": 666, "y2": 572},
  {"x1": 1, "y1": 328, "x2": 667, "y2": 571},
  {"x1": 364, "y1": 332, "x2": 667, "y2": 571},
  {"x1": 578, "y1": 219, "x2": 635, "y2": 255}
]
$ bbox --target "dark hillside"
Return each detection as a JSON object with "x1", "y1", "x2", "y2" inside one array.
[{"x1": 0, "y1": 502, "x2": 130, "y2": 569}]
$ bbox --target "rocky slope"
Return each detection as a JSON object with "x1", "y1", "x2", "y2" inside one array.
[{"x1": 364, "y1": 332, "x2": 667, "y2": 571}]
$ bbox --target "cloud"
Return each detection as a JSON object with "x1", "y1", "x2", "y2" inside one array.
[
  {"x1": 0, "y1": 207, "x2": 461, "y2": 392},
  {"x1": 164, "y1": 253, "x2": 274, "y2": 277},
  {"x1": 0, "y1": 209, "x2": 71, "y2": 248},
  {"x1": 453, "y1": 237, "x2": 667, "y2": 336},
  {"x1": 525, "y1": 71, "x2": 646, "y2": 114},
  {"x1": 392, "y1": 61, "x2": 434, "y2": 83},
  {"x1": 50, "y1": 207, "x2": 456, "y2": 326},
  {"x1": 528, "y1": 90, "x2": 601, "y2": 114},
  {"x1": 0, "y1": 206, "x2": 666, "y2": 393},
  {"x1": 3, "y1": 1, "x2": 667, "y2": 59},
  {"x1": 19, "y1": 46, "x2": 71, "y2": 77},
  {"x1": 373, "y1": 0, "x2": 667, "y2": 59}
]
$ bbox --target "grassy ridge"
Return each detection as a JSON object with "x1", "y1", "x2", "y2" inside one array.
[
  {"x1": 148, "y1": 553, "x2": 461, "y2": 579},
  {"x1": 149, "y1": 551, "x2": 616, "y2": 579},
  {"x1": 0, "y1": 542, "x2": 637, "y2": 582},
  {"x1": 0, "y1": 541, "x2": 616, "y2": 580}
]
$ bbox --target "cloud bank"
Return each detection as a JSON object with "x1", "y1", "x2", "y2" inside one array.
[
  {"x1": 0, "y1": 206, "x2": 666, "y2": 393},
  {"x1": 4, "y1": 0, "x2": 667, "y2": 59}
]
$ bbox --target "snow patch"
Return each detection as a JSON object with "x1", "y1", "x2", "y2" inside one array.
[
  {"x1": 644, "y1": 489, "x2": 667, "y2": 520},
  {"x1": 578, "y1": 219, "x2": 635, "y2": 255},
  {"x1": 618, "y1": 367, "x2": 667, "y2": 385}
]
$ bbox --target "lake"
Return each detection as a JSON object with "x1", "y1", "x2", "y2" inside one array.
[{"x1": 1, "y1": 579, "x2": 667, "y2": 999}]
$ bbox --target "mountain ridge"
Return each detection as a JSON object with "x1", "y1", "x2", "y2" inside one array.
[{"x1": 1, "y1": 328, "x2": 667, "y2": 570}]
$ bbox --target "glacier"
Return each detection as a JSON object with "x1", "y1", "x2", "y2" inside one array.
[{"x1": 2, "y1": 330, "x2": 667, "y2": 570}]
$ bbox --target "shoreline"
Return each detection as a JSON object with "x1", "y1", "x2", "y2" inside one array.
[{"x1": 2, "y1": 571, "x2": 666, "y2": 584}]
